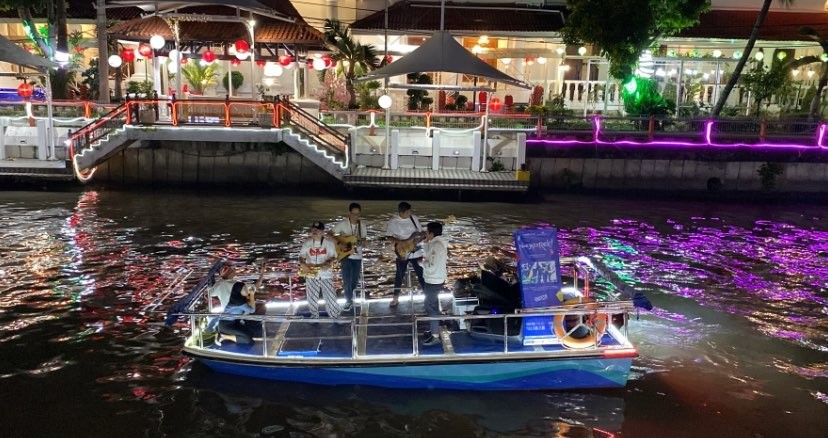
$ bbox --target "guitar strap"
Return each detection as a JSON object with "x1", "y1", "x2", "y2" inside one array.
[{"x1": 410, "y1": 216, "x2": 419, "y2": 231}]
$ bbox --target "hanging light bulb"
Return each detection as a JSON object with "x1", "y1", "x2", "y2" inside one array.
[
  {"x1": 108, "y1": 54, "x2": 123, "y2": 68},
  {"x1": 537, "y1": 57, "x2": 547, "y2": 65},
  {"x1": 501, "y1": 58, "x2": 511, "y2": 65},
  {"x1": 150, "y1": 35, "x2": 165, "y2": 50}
]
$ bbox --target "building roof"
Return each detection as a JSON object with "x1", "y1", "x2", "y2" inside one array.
[
  {"x1": 676, "y1": 10, "x2": 828, "y2": 41},
  {"x1": 106, "y1": 0, "x2": 323, "y2": 45},
  {"x1": 350, "y1": 1, "x2": 565, "y2": 35}
]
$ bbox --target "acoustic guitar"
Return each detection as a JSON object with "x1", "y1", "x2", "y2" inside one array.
[
  {"x1": 334, "y1": 235, "x2": 359, "y2": 262},
  {"x1": 394, "y1": 215, "x2": 456, "y2": 260}
]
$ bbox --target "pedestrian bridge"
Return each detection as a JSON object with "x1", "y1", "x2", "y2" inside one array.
[{"x1": 62, "y1": 98, "x2": 529, "y2": 192}]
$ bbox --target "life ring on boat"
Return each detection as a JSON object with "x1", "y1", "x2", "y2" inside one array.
[{"x1": 553, "y1": 298, "x2": 609, "y2": 349}]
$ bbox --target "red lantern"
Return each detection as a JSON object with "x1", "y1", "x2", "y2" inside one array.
[
  {"x1": 278, "y1": 55, "x2": 291, "y2": 66},
  {"x1": 121, "y1": 48, "x2": 135, "y2": 62},
  {"x1": 202, "y1": 50, "x2": 215, "y2": 63},
  {"x1": 17, "y1": 82, "x2": 33, "y2": 99},
  {"x1": 323, "y1": 55, "x2": 332, "y2": 68},
  {"x1": 234, "y1": 39, "x2": 250, "y2": 54},
  {"x1": 478, "y1": 91, "x2": 488, "y2": 106},
  {"x1": 524, "y1": 57, "x2": 535, "y2": 65},
  {"x1": 180, "y1": 57, "x2": 188, "y2": 65},
  {"x1": 489, "y1": 98, "x2": 502, "y2": 111},
  {"x1": 256, "y1": 59, "x2": 266, "y2": 67},
  {"x1": 231, "y1": 59, "x2": 241, "y2": 67},
  {"x1": 138, "y1": 43, "x2": 152, "y2": 58}
]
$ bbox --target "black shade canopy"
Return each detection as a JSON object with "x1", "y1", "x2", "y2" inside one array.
[
  {"x1": 357, "y1": 31, "x2": 530, "y2": 89},
  {"x1": 0, "y1": 36, "x2": 58, "y2": 71}
]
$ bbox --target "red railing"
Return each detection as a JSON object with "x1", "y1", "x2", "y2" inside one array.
[{"x1": 66, "y1": 104, "x2": 129, "y2": 159}]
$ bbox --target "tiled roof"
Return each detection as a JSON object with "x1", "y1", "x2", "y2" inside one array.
[
  {"x1": 350, "y1": 1, "x2": 565, "y2": 34},
  {"x1": 106, "y1": 0, "x2": 324, "y2": 45},
  {"x1": 107, "y1": 16, "x2": 323, "y2": 44},
  {"x1": 675, "y1": 10, "x2": 828, "y2": 41}
]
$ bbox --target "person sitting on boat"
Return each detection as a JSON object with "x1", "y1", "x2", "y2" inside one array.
[
  {"x1": 331, "y1": 202, "x2": 368, "y2": 312},
  {"x1": 385, "y1": 201, "x2": 426, "y2": 307},
  {"x1": 209, "y1": 264, "x2": 236, "y2": 311},
  {"x1": 299, "y1": 221, "x2": 342, "y2": 318},
  {"x1": 216, "y1": 282, "x2": 260, "y2": 345},
  {"x1": 421, "y1": 221, "x2": 448, "y2": 347}
]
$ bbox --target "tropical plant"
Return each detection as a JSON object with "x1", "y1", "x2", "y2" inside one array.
[
  {"x1": 560, "y1": 0, "x2": 710, "y2": 80},
  {"x1": 126, "y1": 80, "x2": 154, "y2": 95},
  {"x1": 181, "y1": 61, "x2": 218, "y2": 94},
  {"x1": 713, "y1": 0, "x2": 795, "y2": 115},
  {"x1": 622, "y1": 77, "x2": 673, "y2": 116},
  {"x1": 356, "y1": 80, "x2": 381, "y2": 109},
  {"x1": 323, "y1": 19, "x2": 380, "y2": 109},
  {"x1": 221, "y1": 71, "x2": 244, "y2": 91},
  {"x1": 81, "y1": 58, "x2": 100, "y2": 101}
]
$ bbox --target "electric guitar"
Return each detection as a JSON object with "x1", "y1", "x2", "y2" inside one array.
[
  {"x1": 394, "y1": 231, "x2": 427, "y2": 260},
  {"x1": 394, "y1": 215, "x2": 456, "y2": 260}
]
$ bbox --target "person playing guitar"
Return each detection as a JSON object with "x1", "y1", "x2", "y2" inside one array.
[
  {"x1": 331, "y1": 202, "x2": 368, "y2": 312},
  {"x1": 299, "y1": 221, "x2": 341, "y2": 319},
  {"x1": 385, "y1": 201, "x2": 426, "y2": 307}
]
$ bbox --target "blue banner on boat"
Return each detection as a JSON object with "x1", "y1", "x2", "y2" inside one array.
[
  {"x1": 514, "y1": 227, "x2": 562, "y2": 346},
  {"x1": 514, "y1": 227, "x2": 563, "y2": 307}
]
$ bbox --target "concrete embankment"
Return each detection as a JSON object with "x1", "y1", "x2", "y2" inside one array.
[{"x1": 64, "y1": 141, "x2": 828, "y2": 195}]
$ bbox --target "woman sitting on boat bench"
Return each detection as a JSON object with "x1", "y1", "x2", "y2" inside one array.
[{"x1": 215, "y1": 262, "x2": 267, "y2": 345}]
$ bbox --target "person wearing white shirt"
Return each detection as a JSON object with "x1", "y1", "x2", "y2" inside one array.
[
  {"x1": 331, "y1": 202, "x2": 368, "y2": 312},
  {"x1": 421, "y1": 222, "x2": 448, "y2": 346},
  {"x1": 385, "y1": 201, "x2": 426, "y2": 307},
  {"x1": 299, "y1": 221, "x2": 342, "y2": 318}
]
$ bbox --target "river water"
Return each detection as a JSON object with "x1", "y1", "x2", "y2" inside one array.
[{"x1": 0, "y1": 190, "x2": 826, "y2": 437}]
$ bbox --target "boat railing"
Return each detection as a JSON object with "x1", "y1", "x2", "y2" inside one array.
[{"x1": 184, "y1": 297, "x2": 635, "y2": 359}]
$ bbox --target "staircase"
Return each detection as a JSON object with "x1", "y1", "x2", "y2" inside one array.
[
  {"x1": 277, "y1": 101, "x2": 349, "y2": 179},
  {"x1": 67, "y1": 104, "x2": 135, "y2": 180}
]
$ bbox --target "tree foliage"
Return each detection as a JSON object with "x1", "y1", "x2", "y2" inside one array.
[
  {"x1": 323, "y1": 19, "x2": 379, "y2": 109},
  {"x1": 560, "y1": 0, "x2": 709, "y2": 80},
  {"x1": 741, "y1": 62, "x2": 791, "y2": 114}
]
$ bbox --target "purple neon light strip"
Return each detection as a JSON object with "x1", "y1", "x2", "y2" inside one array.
[{"x1": 526, "y1": 119, "x2": 828, "y2": 151}]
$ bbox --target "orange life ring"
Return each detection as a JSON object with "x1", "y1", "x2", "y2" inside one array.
[{"x1": 553, "y1": 298, "x2": 609, "y2": 349}]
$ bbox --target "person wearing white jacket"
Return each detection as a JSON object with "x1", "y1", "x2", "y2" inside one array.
[{"x1": 421, "y1": 221, "x2": 448, "y2": 346}]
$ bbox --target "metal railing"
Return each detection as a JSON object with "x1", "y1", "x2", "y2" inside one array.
[
  {"x1": 65, "y1": 104, "x2": 129, "y2": 159},
  {"x1": 279, "y1": 100, "x2": 349, "y2": 160}
]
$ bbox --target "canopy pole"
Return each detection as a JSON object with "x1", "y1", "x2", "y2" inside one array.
[
  {"x1": 45, "y1": 71, "x2": 55, "y2": 159},
  {"x1": 481, "y1": 95, "x2": 489, "y2": 172},
  {"x1": 440, "y1": 0, "x2": 445, "y2": 31}
]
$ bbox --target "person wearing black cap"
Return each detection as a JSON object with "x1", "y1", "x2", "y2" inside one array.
[{"x1": 299, "y1": 221, "x2": 342, "y2": 318}]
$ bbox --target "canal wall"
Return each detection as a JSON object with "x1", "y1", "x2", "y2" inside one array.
[
  {"x1": 81, "y1": 140, "x2": 828, "y2": 194},
  {"x1": 89, "y1": 141, "x2": 339, "y2": 187},
  {"x1": 526, "y1": 157, "x2": 828, "y2": 193}
]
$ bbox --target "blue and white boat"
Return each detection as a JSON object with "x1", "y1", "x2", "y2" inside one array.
[{"x1": 163, "y1": 228, "x2": 648, "y2": 391}]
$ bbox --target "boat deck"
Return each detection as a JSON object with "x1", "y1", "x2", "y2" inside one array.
[{"x1": 190, "y1": 295, "x2": 628, "y2": 361}]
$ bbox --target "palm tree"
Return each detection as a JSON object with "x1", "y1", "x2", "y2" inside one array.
[
  {"x1": 787, "y1": 26, "x2": 828, "y2": 120},
  {"x1": 323, "y1": 19, "x2": 379, "y2": 109},
  {"x1": 712, "y1": 0, "x2": 794, "y2": 116},
  {"x1": 181, "y1": 61, "x2": 218, "y2": 94}
]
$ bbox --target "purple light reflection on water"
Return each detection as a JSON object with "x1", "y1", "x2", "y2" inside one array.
[{"x1": 561, "y1": 217, "x2": 828, "y2": 353}]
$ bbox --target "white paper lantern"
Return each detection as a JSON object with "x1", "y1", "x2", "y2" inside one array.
[
  {"x1": 312, "y1": 57, "x2": 327, "y2": 70},
  {"x1": 263, "y1": 62, "x2": 283, "y2": 77},
  {"x1": 501, "y1": 58, "x2": 511, "y2": 65},
  {"x1": 537, "y1": 57, "x2": 547, "y2": 65},
  {"x1": 578, "y1": 46, "x2": 587, "y2": 56},
  {"x1": 108, "y1": 54, "x2": 123, "y2": 68},
  {"x1": 167, "y1": 62, "x2": 178, "y2": 74},
  {"x1": 378, "y1": 95, "x2": 392, "y2": 109},
  {"x1": 168, "y1": 49, "x2": 180, "y2": 61},
  {"x1": 150, "y1": 35, "x2": 165, "y2": 50}
]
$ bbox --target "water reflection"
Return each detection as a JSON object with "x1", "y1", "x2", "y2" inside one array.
[
  {"x1": 0, "y1": 190, "x2": 826, "y2": 436},
  {"x1": 183, "y1": 363, "x2": 624, "y2": 436}
]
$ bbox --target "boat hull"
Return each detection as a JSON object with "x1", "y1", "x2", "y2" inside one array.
[{"x1": 196, "y1": 356, "x2": 633, "y2": 391}]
